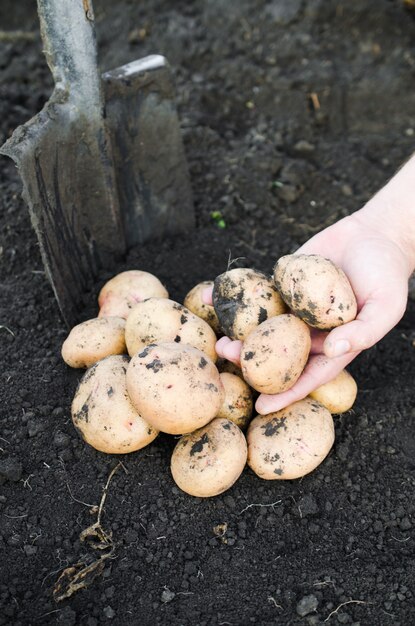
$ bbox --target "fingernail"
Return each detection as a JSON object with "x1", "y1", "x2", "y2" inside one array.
[
  {"x1": 255, "y1": 397, "x2": 277, "y2": 415},
  {"x1": 330, "y1": 339, "x2": 351, "y2": 357},
  {"x1": 222, "y1": 344, "x2": 235, "y2": 360}
]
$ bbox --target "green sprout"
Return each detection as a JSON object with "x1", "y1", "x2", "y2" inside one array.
[
  {"x1": 271, "y1": 180, "x2": 284, "y2": 188},
  {"x1": 211, "y1": 210, "x2": 226, "y2": 229}
]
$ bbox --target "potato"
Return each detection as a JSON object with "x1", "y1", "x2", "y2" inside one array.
[
  {"x1": 184, "y1": 280, "x2": 221, "y2": 334},
  {"x1": 240, "y1": 314, "x2": 311, "y2": 394},
  {"x1": 98, "y1": 270, "x2": 168, "y2": 319},
  {"x1": 247, "y1": 398, "x2": 334, "y2": 480},
  {"x1": 213, "y1": 268, "x2": 286, "y2": 340},
  {"x1": 61, "y1": 317, "x2": 126, "y2": 368},
  {"x1": 72, "y1": 355, "x2": 158, "y2": 454},
  {"x1": 216, "y1": 373, "x2": 253, "y2": 429},
  {"x1": 310, "y1": 369, "x2": 357, "y2": 414},
  {"x1": 125, "y1": 298, "x2": 217, "y2": 362},
  {"x1": 171, "y1": 418, "x2": 247, "y2": 497},
  {"x1": 126, "y1": 342, "x2": 224, "y2": 435},
  {"x1": 273, "y1": 254, "x2": 357, "y2": 329}
]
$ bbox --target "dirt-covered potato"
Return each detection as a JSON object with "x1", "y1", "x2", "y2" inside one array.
[
  {"x1": 171, "y1": 418, "x2": 247, "y2": 497},
  {"x1": 216, "y1": 373, "x2": 253, "y2": 429},
  {"x1": 61, "y1": 317, "x2": 126, "y2": 369},
  {"x1": 125, "y1": 298, "x2": 217, "y2": 362},
  {"x1": 183, "y1": 280, "x2": 221, "y2": 334},
  {"x1": 213, "y1": 268, "x2": 287, "y2": 340},
  {"x1": 247, "y1": 398, "x2": 334, "y2": 480},
  {"x1": 126, "y1": 342, "x2": 224, "y2": 435},
  {"x1": 273, "y1": 254, "x2": 357, "y2": 329},
  {"x1": 310, "y1": 369, "x2": 357, "y2": 414},
  {"x1": 240, "y1": 314, "x2": 311, "y2": 394},
  {"x1": 71, "y1": 355, "x2": 158, "y2": 454},
  {"x1": 98, "y1": 270, "x2": 168, "y2": 319}
]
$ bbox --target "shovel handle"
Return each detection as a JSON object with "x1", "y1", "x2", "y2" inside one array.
[{"x1": 37, "y1": 0, "x2": 101, "y2": 106}]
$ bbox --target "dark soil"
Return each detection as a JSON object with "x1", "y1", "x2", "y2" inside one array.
[{"x1": 1, "y1": 1, "x2": 415, "y2": 624}]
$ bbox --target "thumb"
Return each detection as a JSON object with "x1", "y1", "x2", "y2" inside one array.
[{"x1": 324, "y1": 289, "x2": 408, "y2": 358}]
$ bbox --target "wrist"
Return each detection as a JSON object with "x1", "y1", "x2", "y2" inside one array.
[{"x1": 354, "y1": 153, "x2": 415, "y2": 276}]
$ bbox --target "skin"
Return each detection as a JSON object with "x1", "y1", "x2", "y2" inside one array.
[{"x1": 204, "y1": 153, "x2": 415, "y2": 414}]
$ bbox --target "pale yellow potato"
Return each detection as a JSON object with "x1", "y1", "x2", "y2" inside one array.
[
  {"x1": 171, "y1": 418, "x2": 247, "y2": 497},
  {"x1": 184, "y1": 280, "x2": 221, "y2": 334},
  {"x1": 98, "y1": 270, "x2": 168, "y2": 319},
  {"x1": 213, "y1": 268, "x2": 287, "y2": 340},
  {"x1": 247, "y1": 398, "x2": 334, "y2": 480},
  {"x1": 72, "y1": 355, "x2": 158, "y2": 454},
  {"x1": 240, "y1": 314, "x2": 311, "y2": 394},
  {"x1": 126, "y1": 343, "x2": 224, "y2": 435},
  {"x1": 125, "y1": 298, "x2": 217, "y2": 362},
  {"x1": 216, "y1": 373, "x2": 253, "y2": 429},
  {"x1": 310, "y1": 369, "x2": 357, "y2": 413},
  {"x1": 273, "y1": 254, "x2": 357, "y2": 330},
  {"x1": 61, "y1": 317, "x2": 126, "y2": 369}
]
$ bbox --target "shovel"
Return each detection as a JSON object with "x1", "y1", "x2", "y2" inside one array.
[{"x1": 0, "y1": 0, "x2": 194, "y2": 326}]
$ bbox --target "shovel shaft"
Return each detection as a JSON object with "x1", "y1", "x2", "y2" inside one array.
[{"x1": 37, "y1": 0, "x2": 100, "y2": 108}]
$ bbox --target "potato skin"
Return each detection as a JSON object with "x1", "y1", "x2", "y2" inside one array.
[
  {"x1": 98, "y1": 270, "x2": 168, "y2": 319},
  {"x1": 125, "y1": 298, "x2": 217, "y2": 362},
  {"x1": 171, "y1": 418, "x2": 247, "y2": 497},
  {"x1": 61, "y1": 317, "x2": 126, "y2": 369},
  {"x1": 310, "y1": 369, "x2": 357, "y2": 414},
  {"x1": 213, "y1": 268, "x2": 287, "y2": 340},
  {"x1": 273, "y1": 254, "x2": 357, "y2": 330},
  {"x1": 247, "y1": 398, "x2": 334, "y2": 480},
  {"x1": 71, "y1": 355, "x2": 158, "y2": 454},
  {"x1": 184, "y1": 280, "x2": 221, "y2": 334},
  {"x1": 126, "y1": 343, "x2": 224, "y2": 435},
  {"x1": 216, "y1": 373, "x2": 253, "y2": 430},
  {"x1": 240, "y1": 314, "x2": 311, "y2": 394}
]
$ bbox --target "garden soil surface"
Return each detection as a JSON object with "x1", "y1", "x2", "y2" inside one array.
[{"x1": 1, "y1": 1, "x2": 415, "y2": 624}]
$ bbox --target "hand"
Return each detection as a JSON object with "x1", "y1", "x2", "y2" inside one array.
[{"x1": 204, "y1": 201, "x2": 413, "y2": 414}]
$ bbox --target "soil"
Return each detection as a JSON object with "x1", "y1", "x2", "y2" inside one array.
[{"x1": 1, "y1": 1, "x2": 415, "y2": 624}]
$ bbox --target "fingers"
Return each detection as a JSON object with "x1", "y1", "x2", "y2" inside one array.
[
  {"x1": 215, "y1": 336, "x2": 243, "y2": 366},
  {"x1": 202, "y1": 286, "x2": 214, "y2": 306},
  {"x1": 255, "y1": 351, "x2": 359, "y2": 415},
  {"x1": 323, "y1": 288, "x2": 408, "y2": 358}
]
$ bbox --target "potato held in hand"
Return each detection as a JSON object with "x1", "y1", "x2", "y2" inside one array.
[
  {"x1": 126, "y1": 343, "x2": 224, "y2": 435},
  {"x1": 213, "y1": 268, "x2": 286, "y2": 340},
  {"x1": 125, "y1": 298, "x2": 217, "y2": 362},
  {"x1": 247, "y1": 398, "x2": 334, "y2": 480},
  {"x1": 98, "y1": 270, "x2": 168, "y2": 319},
  {"x1": 61, "y1": 317, "x2": 126, "y2": 369},
  {"x1": 72, "y1": 355, "x2": 158, "y2": 454},
  {"x1": 184, "y1": 280, "x2": 221, "y2": 334},
  {"x1": 310, "y1": 369, "x2": 357, "y2": 414},
  {"x1": 171, "y1": 418, "x2": 247, "y2": 497},
  {"x1": 273, "y1": 254, "x2": 357, "y2": 329},
  {"x1": 216, "y1": 372, "x2": 253, "y2": 430},
  {"x1": 240, "y1": 314, "x2": 311, "y2": 394}
]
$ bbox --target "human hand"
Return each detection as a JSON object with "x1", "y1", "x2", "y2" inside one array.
[{"x1": 204, "y1": 188, "x2": 414, "y2": 414}]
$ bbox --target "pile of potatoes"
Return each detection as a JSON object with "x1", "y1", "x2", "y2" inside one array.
[{"x1": 62, "y1": 257, "x2": 358, "y2": 498}]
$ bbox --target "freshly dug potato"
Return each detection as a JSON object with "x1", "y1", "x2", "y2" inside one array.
[
  {"x1": 273, "y1": 254, "x2": 357, "y2": 329},
  {"x1": 125, "y1": 298, "x2": 217, "y2": 362},
  {"x1": 216, "y1": 373, "x2": 253, "y2": 429},
  {"x1": 247, "y1": 398, "x2": 334, "y2": 480},
  {"x1": 240, "y1": 314, "x2": 311, "y2": 394},
  {"x1": 98, "y1": 270, "x2": 168, "y2": 319},
  {"x1": 213, "y1": 268, "x2": 286, "y2": 340},
  {"x1": 310, "y1": 369, "x2": 357, "y2": 414},
  {"x1": 72, "y1": 355, "x2": 158, "y2": 453},
  {"x1": 61, "y1": 317, "x2": 126, "y2": 369},
  {"x1": 184, "y1": 280, "x2": 221, "y2": 334},
  {"x1": 171, "y1": 417, "x2": 247, "y2": 497},
  {"x1": 126, "y1": 342, "x2": 224, "y2": 434}
]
